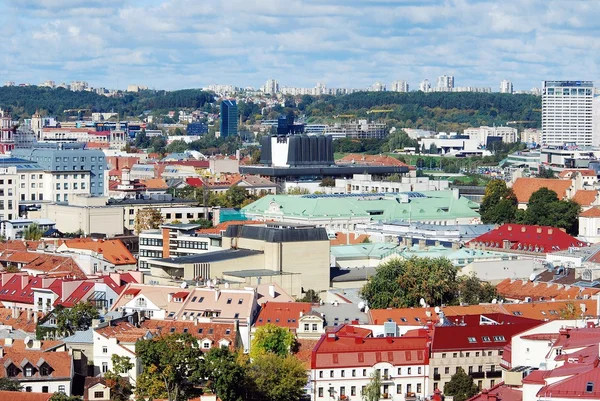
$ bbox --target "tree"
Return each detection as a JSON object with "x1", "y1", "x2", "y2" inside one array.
[
  {"x1": 246, "y1": 353, "x2": 307, "y2": 401},
  {"x1": 297, "y1": 289, "x2": 320, "y2": 303},
  {"x1": 362, "y1": 370, "x2": 382, "y2": 401},
  {"x1": 49, "y1": 394, "x2": 83, "y2": 401},
  {"x1": 320, "y1": 177, "x2": 336, "y2": 187},
  {"x1": 134, "y1": 208, "x2": 164, "y2": 234},
  {"x1": 458, "y1": 274, "x2": 499, "y2": 305},
  {"x1": 225, "y1": 186, "x2": 251, "y2": 208},
  {"x1": 286, "y1": 187, "x2": 310, "y2": 195},
  {"x1": 104, "y1": 355, "x2": 134, "y2": 401},
  {"x1": 516, "y1": 188, "x2": 581, "y2": 235},
  {"x1": 538, "y1": 166, "x2": 556, "y2": 178},
  {"x1": 444, "y1": 367, "x2": 478, "y2": 401},
  {"x1": 23, "y1": 223, "x2": 44, "y2": 240},
  {"x1": 136, "y1": 333, "x2": 204, "y2": 401},
  {"x1": 55, "y1": 302, "x2": 99, "y2": 335},
  {"x1": 166, "y1": 140, "x2": 189, "y2": 154},
  {"x1": 479, "y1": 180, "x2": 517, "y2": 224},
  {"x1": 202, "y1": 348, "x2": 248, "y2": 401},
  {"x1": 250, "y1": 324, "x2": 296, "y2": 358},
  {"x1": 0, "y1": 377, "x2": 22, "y2": 391},
  {"x1": 189, "y1": 218, "x2": 213, "y2": 229},
  {"x1": 361, "y1": 257, "x2": 459, "y2": 309}
]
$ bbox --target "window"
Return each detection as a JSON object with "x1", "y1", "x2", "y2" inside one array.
[
  {"x1": 226, "y1": 298, "x2": 232, "y2": 304},
  {"x1": 330, "y1": 370, "x2": 334, "y2": 378},
  {"x1": 482, "y1": 336, "x2": 491, "y2": 342},
  {"x1": 397, "y1": 367, "x2": 402, "y2": 375},
  {"x1": 418, "y1": 367, "x2": 422, "y2": 374},
  {"x1": 318, "y1": 388, "x2": 323, "y2": 397},
  {"x1": 340, "y1": 386, "x2": 345, "y2": 396},
  {"x1": 476, "y1": 352, "x2": 480, "y2": 357},
  {"x1": 26, "y1": 387, "x2": 32, "y2": 392},
  {"x1": 304, "y1": 324, "x2": 309, "y2": 331},
  {"x1": 102, "y1": 362, "x2": 108, "y2": 373},
  {"x1": 408, "y1": 367, "x2": 412, "y2": 375},
  {"x1": 397, "y1": 384, "x2": 402, "y2": 394},
  {"x1": 442, "y1": 353, "x2": 446, "y2": 358},
  {"x1": 312, "y1": 323, "x2": 318, "y2": 331},
  {"x1": 407, "y1": 384, "x2": 412, "y2": 393},
  {"x1": 453, "y1": 353, "x2": 458, "y2": 358},
  {"x1": 417, "y1": 383, "x2": 422, "y2": 393},
  {"x1": 58, "y1": 385, "x2": 66, "y2": 393},
  {"x1": 319, "y1": 371, "x2": 323, "y2": 378},
  {"x1": 6, "y1": 364, "x2": 18, "y2": 377},
  {"x1": 363, "y1": 369, "x2": 367, "y2": 376},
  {"x1": 341, "y1": 370, "x2": 345, "y2": 377},
  {"x1": 587, "y1": 382, "x2": 594, "y2": 392},
  {"x1": 25, "y1": 366, "x2": 33, "y2": 376},
  {"x1": 352, "y1": 369, "x2": 356, "y2": 377},
  {"x1": 445, "y1": 367, "x2": 450, "y2": 374},
  {"x1": 40, "y1": 364, "x2": 50, "y2": 376},
  {"x1": 42, "y1": 386, "x2": 49, "y2": 393},
  {"x1": 468, "y1": 337, "x2": 477, "y2": 343},
  {"x1": 493, "y1": 336, "x2": 505, "y2": 342},
  {"x1": 102, "y1": 346, "x2": 108, "y2": 354},
  {"x1": 94, "y1": 391, "x2": 104, "y2": 398},
  {"x1": 351, "y1": 386, "x2": 356, "y2": 396}
]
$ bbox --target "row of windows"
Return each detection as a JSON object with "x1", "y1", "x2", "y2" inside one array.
[
  {"x1": 140, "y1": 237, "x2": 163, "y2": 246},
  {"x1": 440, "y1": 350, "x2": 499, "y2": 358},
  {"x1": 165, "y1": 212, "x2": 204, "y2": 219},
  {"x1": 139, "y1": 250, "x2": 163, "y2": 258},
  {"x1": 318, "y1": 383, "x2": 422, "y2": 398},
  {"x1": 319, "y1": 367, "x2": 422, "y2": 379},
  {"x1": 55, "y1": 156, "x2": 104, "y2": 163},
  {"x1": 178, "y1": 240, "x2": 208, "y2": 250},
  {"x1": 25, "y1": 385, "x2": 65, "y2": 393},
  {"x1": 56, "y1": 182, "x2": 87, "y2": 190},
  {"x1": 433, "y1": 365, "x2": 496, "y2": 375}
]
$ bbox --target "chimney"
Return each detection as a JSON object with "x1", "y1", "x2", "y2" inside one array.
[
  {"x1": 354, "y1": 337, "x2": 363, "y2": 344},
  {"x1": 488, "y1": 393, "x2": 497, "y2": 401},
  {"x1": 33, "y1": 312, "x2": 39, "y2": 324},
  {"x1": 481, "y1": 389, "x2": 489, "y2": 401},
  {"x1": 167, "y1": 293, "x2": 174, "y2": 303},
  {"x1": 4, "y1": 338, "x2": 12, "y2": 346},
  {"x1": 326, "y1": 333, "x2": 336, "y2": 342},
  {"x1": 26, "y1": 309, "x2": 32, "y2": 321},
  {"x1": 0, "y1": 346, "x2": 3, "y2": 358},
  {"x1": 215, "y1": 290, "x2": 220, "y2": 302},
  {"x1": 12, "y1": 307, "x2": 18, "y2": 319},
  {"x1": 347, "y1": 325, "x2": 354, "y2": 334},
  {"x1": 21, "y1": 275, "x2": 29, "y2": 288},
  {"x1": 268, "y1": 285, "x2": 275, "y2": 299}
]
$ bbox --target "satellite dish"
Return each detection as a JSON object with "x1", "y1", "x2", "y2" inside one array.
[
  {"x1": 434, "y1": 306, "x2": 441, "y2": 314},
  {"x1": 24, "y1": 336, "x2": 32, "y2": 347},
  {"x1": 358, "y1": 302, "x2": 365, "y2": 311},
  {"x1": 492, "y1": 299, "x2": 497, "y2": 304},
  {"x1": 180, "y1": 282, "x2": 188, "y2": 289},
  {"x1": 529, "y1": 273, "x2": 537, "y2": 281},
  {"x1": 419, "y1": 298, "x2": 426, "y2": 307},
  {"x1": 425, "y1": 310, "x2": 432, "y2": 318}
]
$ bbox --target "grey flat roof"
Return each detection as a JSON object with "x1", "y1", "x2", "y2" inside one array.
[
  {"x1": 330, "y1": 266, "x2": 376, "y2": 282},
  {"x1": 151, "y1": 249, "x2": 264, "y2": 265}
]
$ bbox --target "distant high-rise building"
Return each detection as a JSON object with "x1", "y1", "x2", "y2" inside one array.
[
  {"x1": 369, "y1": 82, "x2": 386, "y2": 92},
  {"x1": 220, "y1": 99, "x2": 238, "y2": 138},
  {"x1": 70, "y1": 81, "x2": 88, "y2": 91},
  {"x1": 542, "y1": 80, "x2": 593, "y2": 146},
  {"x1": 264, "y1": 79, "x2": 279, "y2": 94},
  {"x1": 390, "y1": 81, "x2": 409, "y2": 92},
  {"x1": 500, "y1": 80, "x2": 513, "y2": 94},
  {"x1": 3, "y1": 82, "x2": 15, "y2": 87},
  {"x1": 419, "y1": 79, "x2": 431, "y2": 92},
  {"x1": 436, "y1": 75, "x2": 454, "y2": 91}
]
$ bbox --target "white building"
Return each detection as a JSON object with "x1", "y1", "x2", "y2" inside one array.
[
  {"x1": 390, "y1": 81, "x2": 409, "y2": 92},
  {"x1": 464, "y1": 126, "x2": 518, "y2": 146},
  {"x1": 542, "y1": 81, "x2": 594, "y2": 146},
  {"x1": 436, "y1": 75, "x2": 454, "y2": 91},
  {"x1": 419, "y1": 80, "x2": 431, "y2": 92},
  {"x1": 369, "y1": 82, "x2": 386, "y2": 92},
  {"x1": 264, "y1": 79, "x2": 279, "y2": 94},
  {"x1": 500, "y1": 80, "x2": 513, "y2": 94},
  {"x1": 0, "y1": 218, "x2": 55, "y2": 240}
]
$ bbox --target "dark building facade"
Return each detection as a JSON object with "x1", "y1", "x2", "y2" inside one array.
[{"x1": 220, "y1": 100, "x2": 238, "y2": 137}]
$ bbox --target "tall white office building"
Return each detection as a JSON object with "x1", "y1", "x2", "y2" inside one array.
[
  {"x1": 264, "y1": 79, "x2": 279, "y2": 94},
  {"x1": 436, "y1": 75, "x2": 454, "y2": 91},
  {"x1": 542, "y1": 81, "x2": 594, "y2": 146},
  {"x1": 419, "y1": 79, "x2": 431, "y2": 92},
  {"x1": 369, "y1": 82, "x2": 386, "y2": 92},
  {"x1": 500, "y1": 80, "x2": 513, "y2": 94},
  {"x1": 390, "y1": 80, "x2": 409, "y2": 92}
]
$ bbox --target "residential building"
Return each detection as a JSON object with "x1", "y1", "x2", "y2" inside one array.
[
  {"x1": 219, "y1": 100, "x2": 238, "y2": 138},
  {"x1": 254, "y1": 302, "x2": 325, "y2": 340},
  {"x1": 520, "y1": 128, "x2": 541, "y2": 145},
  {"x1": 310, "y1": 325, "x2": 430, "y2": 401},
  {"x1": 510, "y1": 178, "x2": 575, "y2": 209},
  {"x1": 500, "y1": 80, "x2": 513, "y2": 94},
  {"x1": 390, "y1": 81, "x2": 409, "y2": 92},
  {"x1": 13, "y1": 143, "x2": 107, "y2": 200},
  {"x1": 0, "y1": 109, "x2": 16, "y2": 153},
  {"x1": 542, "y1": 81, "x2": 594, "y2": 146},
  {"x1": 325, "y1": 120, "x2": 388, "y2": 139},
  {"x1": 0, "y1": 338, "x2": 73, "y2": 395},
  {"x1": 579, "y1": 206, "x2": 600, "y2": 242},
  {"x1": 437, "y1": 75, "x2": 454, "y2": 91},
  {"x1": 0, "y1": 165, "x2": 18, "y2": 220},
  {"x1": 369, "y1": 82, "x2": 386, "y2": 92},
  {"x1": 419, "y1": 80, "x2": 431, "y2": 92},
  {"x1": 0, "y1": 219, "x2": 55, "y2": 240},
  {"x1": 263, "y1": 79, "x2": 279, "y2": 94},
  {"x1": 427, "y1": 314, "x2": 541, "y2": 394},
  {"x1": 464, "y1": 126, "x2": 518, "y2": 146}
]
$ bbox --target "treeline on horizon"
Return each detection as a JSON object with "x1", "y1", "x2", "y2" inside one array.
[{"x1": 0, "y1": 86, "x2": 541, "y2": 132}]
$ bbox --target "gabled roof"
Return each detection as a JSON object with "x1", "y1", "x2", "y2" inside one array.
[
  {"x1": 573, "y1": 190, "x2": 599, "y2": 207},
  {"x1": 0, "y1": 306, "x2": 44, "y2": 333},
  {"x1": 496, "y1": 278, "x2": 600, "y2": 301},
  {"x1": 0, "y1": 340, "x2": 72, "y2": 380},
  {"x1": 468, "y1": 224, "x2": 585, "y2": 253},
  {"x1": 466, "y1": 382, "x2": 522, "y2": 401},
  {"x1": 538, "y1": 364, "x2": 600, "y2": 399},
  {"x1": 512, "y1": 177, "x2": 573, "y2": 204},
  {"x1": 0, "y1": 391, "x2": 52, "y2": 401},
  {"x1": 95, "y1": 321, "x2": 154, "y2": 344},
  {"x1": 139, "y1": 320, "x2": 237, "y2": 349},
  {"x1": 559, "y1": 169, "x2": 597, "y2": 178},
  {"x1": 60, "y1": 238, "x2": 136, "y2": 265},
  {"x1": 330, "y1": 232, "x2": 370, "y2": 246},
  {"x1": 141, "y1": 178, "x2": 168, "y2": 190},
  {"x1": 255, "y1": 302, "x2": 312, "y2": 329},
  {"x1": 580, "y1": 207, "x2": 600, "y2": 218},
  {"x1": 59, "y1": 281, "x2": 96, "y2": 307},
  {"x1": 185, "y1": 177, "x2": 205, "y2": 188},
  {"x1": 22, "y1": 254, "x2": 86, "y2": 279}
]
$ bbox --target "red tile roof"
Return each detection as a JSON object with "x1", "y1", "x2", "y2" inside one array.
[
  {"x1": 0, "y1": 307, "x2": 44, "y2": 333},
  {"x1": 330, "y1": 232, "x2": 370, "y2": 246},
  {"x1": 495, "y1": 279, "x2": 600, "y2": 301},
  {"x1": 22, "y1": 254, "x2": 86, "y2": 279},
  {"x1": 0, "y1": 340, "x2": 72, "y2": 381},
  {"x1": 139, "y1": 320, "x2": 237, "y2": 349},
  {"x1": 312, "y1": 324, "x2": 429, "y2": 369},
  {"x1": 0, "y1": 391, "x2": 52, "y2": 401},
  {"x1": 337, "y1": 154, "x2": 410, "y2": 167},
  {"x1": 572, "y1": 190, "x2": 598, "y2": 207},
  {"x1": 62, "y1": 238, "x2": 136, "y2": 266},
  {"x1": 185, "y1": 177, "x2": 205, "y2": 188},
  {"x1": 466, "y1": 383, "x2": 522, "y2": 401},
  {"x1": 538, "y1": 364, "x2": 600, "y2": 399},
  {"x1": 96, "y1": 321, "x2": 154, "y2": 344},
  {"x1": 580, "y1": 207, "x2": 600, "y2": 218},
  {"x1": 255, "y1": 302, "x2": 312, "y2": 329},
  {"x1": 512, "y1": 178, "x2": 573, "y2": 203},
  {"x1": 295, "y1": 339, "x2": 319, "y2": 369},
  {"x1": 468, "y1": 224, "x2": 585, "y2": 253},
  {"x1": 59, "y1": 281, "x2": 96, "y2": 307},
  {"x1": 559, "y1": 169, "x2": 597, "y2": 178}
]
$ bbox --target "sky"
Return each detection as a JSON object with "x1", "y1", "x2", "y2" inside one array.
[{"x1": 1, "y1": 0, "x2": 599, "y2": 92}]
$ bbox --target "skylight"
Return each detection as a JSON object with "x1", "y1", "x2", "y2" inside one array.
[{"x1": 467, "y1": 337, "x2": 477, "y2": 343}]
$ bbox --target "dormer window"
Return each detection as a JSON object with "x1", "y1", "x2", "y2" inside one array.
[
  {"x1": 226, "y1": 298, "x2": 232, "y2": 304},
  {"x1": 39, "y1": 364, "x2": 50, "y2": 376},
  {"x1": 6, "y1": 364, "x2": 19, "y2": 377},
  {"x1": 174, "y1": 298, "x2": 183, "y2": 303},
  {"x1": 587, "y1": 382, "x2": 594, "y2": 392},
  {"x1": 25, "y1": 365, "x2": 33, "y2": 377}
]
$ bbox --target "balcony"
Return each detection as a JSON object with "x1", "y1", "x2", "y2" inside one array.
[
  {"x1": 486, "y1": 371, "x2": 502, "y2": 378},
  {"x1": 405, "y1": 392, "x2": 417, "y2": 400},
  {"x1": 380, "y1": 394, "x2": 390, "y2": 400},
  {"x1": 469, "y1": 372, "x2": 485, "y2": 379},
  {"x1": 381, "y1": 374, "x2": 394, "y2": 382}
]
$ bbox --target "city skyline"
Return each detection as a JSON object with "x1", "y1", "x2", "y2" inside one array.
[{"x1": 1, "y1": 1, "x2": 599, "y2": 91}]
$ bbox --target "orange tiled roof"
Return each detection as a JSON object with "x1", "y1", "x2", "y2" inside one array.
[
  {"x1": 572, "y1": 190, "x2": 598, "y2": 206},
  {"x1": 62, "y1": 238, "x2": 136, "y2": 265},
  {"x1": 86, "y1": 142, "x2": 110, "y2": 149},
  {"x1": 295, "y1": 339, "x2": 319, "y2": 369},
  {"x1": 255, "y1": 302, "x2": 312, "y2": 329},
  {"x1": 139, "y1": 320, "x2": 237, "y2": 349},
  {"x1": 96, "y1": 321, "x2": 155, "y2": 344},
  {"x1": 558, "y1": 169, "x2": 597, "y2": 178},
  {"x1": 496, "y1": 278, "x2": 600, "y2": 301},
  {"x1": 580, "y1": 207, "x2": 600, "y2": 218},
  {"x1": 22, "y1": 254, "x2": 86, "y2": 279},
  {"x1": 0, "y1": 307, "x2": 44, "y2": 333},
  {"x1": 511, "y1": 178, "x2": 572, "y2": 203},
  {"x1": 0, "y1": 391, "x2": 52, "y2": 401},
  {"x1": 330, "y1": 232, "x2": 370, "y2": 246},
  {"x1": 141, "y1": 178, "x2": 168, "y2": 190},
  {"x1": 0, "y1": 340, "x2": 72, "y2": 381}
]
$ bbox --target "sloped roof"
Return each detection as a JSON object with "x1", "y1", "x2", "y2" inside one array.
[
  {"x1": 196, "y1": 220, "x2": 264, "y2": 235},
  {"x1": 139, "y1": 320, "x2": 237, "y2": 349},
  {"x1": 95, "y1": 321, "x2": 154, "y2": 344},
  {"x1": 337, "y1": 154, "x2": 410, "y2": 167},
  {"x1": 559, "y1": 169, "x2": 597, "y2": 178},
  {"x1": 466, "y1": 383, "x2": 523, "y2": 401},
  {"x1": 468, "y1": 224, "x2": 585, "y2": 253},
  {"x1": 185, "y1": 177, "x2": 205, "y2": 188},
  {"x1": 62, "y1": 238, "x2": 136, "y2": 265},
  {"x1": 580, "y1": 207, "x2": 600, "y2": 218},
  {"x1": 330, "y1": 232, "x2": 370, "y2": 246},
  {"x1": 495, "y1": 278, "x2": 600, "y2": 301},
  {"x1": 0, "y1": 391, "x2": 52, "y2": 401},
  {"x1": 537, "y1": 364, "x2": 600, "y2": 399},
  {"x1": 22, "y1": 254, "x2": 86, "y2": 279},
  {"x1": 0, "y1": 307, "x2": 43, "y2": 333},
  {"x1": 0, "y1": 340, "x2": 72, "y2": 380},
  {"x1": 573, "y1": 190, "x2": 598, "y2": 206},
  {"x1": 255, "y1": 302, "x2": 312, "y2": 329},
  {"x1": 511, "y1": 178, "x2": 572, "y2": 203},
  {"x1": 141, "y1": 178, "x2": 168, "y2": 190},
  {"x1": 59, "y1": 282, "x2": 96, "y2": 307}
]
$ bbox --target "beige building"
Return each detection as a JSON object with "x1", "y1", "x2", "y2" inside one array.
[
  {"x1": 39, "y1": 194, "x2": 208, "y2": 236},
  {"x1": 146, "y1": 223, "x2": 330, "y2": 296},
  {"x1": 464, "y1": 126, "x2": 518, "y2": 146},
  {"x1": 0, "y1": 166, "x2": 19, "y2": 220}
]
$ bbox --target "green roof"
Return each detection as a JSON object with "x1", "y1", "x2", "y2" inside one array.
[{"x1": 242, "y1": 191, "x2": 480, "y2": 222}]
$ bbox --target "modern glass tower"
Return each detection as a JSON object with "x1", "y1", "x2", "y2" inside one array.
[
  {"x1": 220, "y1": 99, "x2": 238, "y2": 138},
  {"x1": 542, "y1": 81, "x2": 593, "y2": 146}
]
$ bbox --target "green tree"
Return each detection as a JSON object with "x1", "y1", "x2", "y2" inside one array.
[
  {"x1": 250, "y1": 324, "x2": 296, "y2": 358},
  {"x1": 444, "y1": 367, "x2": 478, "y2": 401},
  {"x1": 538, "y1": 166, "x2": 556, "y2": 178},
  {"x1": 166, "y1": 140, "x2": 189, "y2": 154},
  {"x1": 189, "y1": 218, "x2": 213, "y2": 228},
  {"x1": 297, "y1": 289, "x2": 320, "y2": 303},
  {"x1": 362, "y1": 370, "x2": 382, "y2": 401},
  {"x1": 136, "y1": 333, "x2": 204, "y2": 401},
  {"x1": 246, "y1": 353, "x2": 307, "y2": 401},
  {"x1": 55, "y1": 302, "x2": 99, "y2": 335},
  {"x1": 224, "y1": 186, "x2": 251, "y2": 208},
  {"x1": 516, "y1": 188, "x2": 581, "y2": 235},
  {"x1": 134, "y1": 208, "x2": 164, "y2": 234},
  {"x1": 319, "y1": 177, "x2": 336, "y2": 187},
  {"x1": 49, "y1": 394, "x2": 83, "y2": 401},
  {"x1": 458, "y1": 274, "x2": 498, "y2": 305},
  {"x1": 202, "y1": 348, "x2": 248, "y2": 401},
  {"x1": 286, "y1": 187, "x2": 310, "y2": 195},
  {"x1": 0, "y1": 377, "x2": 22, "y2": 391},
  {"x1": 479, "y1": 180, "x2": 517, "y2": 224},
  {"x1": 104, "y1": 355, "x2": 134, "y2": 401},
  {"x1": 23, "y1": 223, "x2": 44, "y2": 240},
  {"x1": 359, "y1": 258, "x2": 405, "y2": 309}
]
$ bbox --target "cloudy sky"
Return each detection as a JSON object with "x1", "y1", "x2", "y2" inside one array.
[{"x1": 1, "y1": 0, "x2": 598, "y2": 91}]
